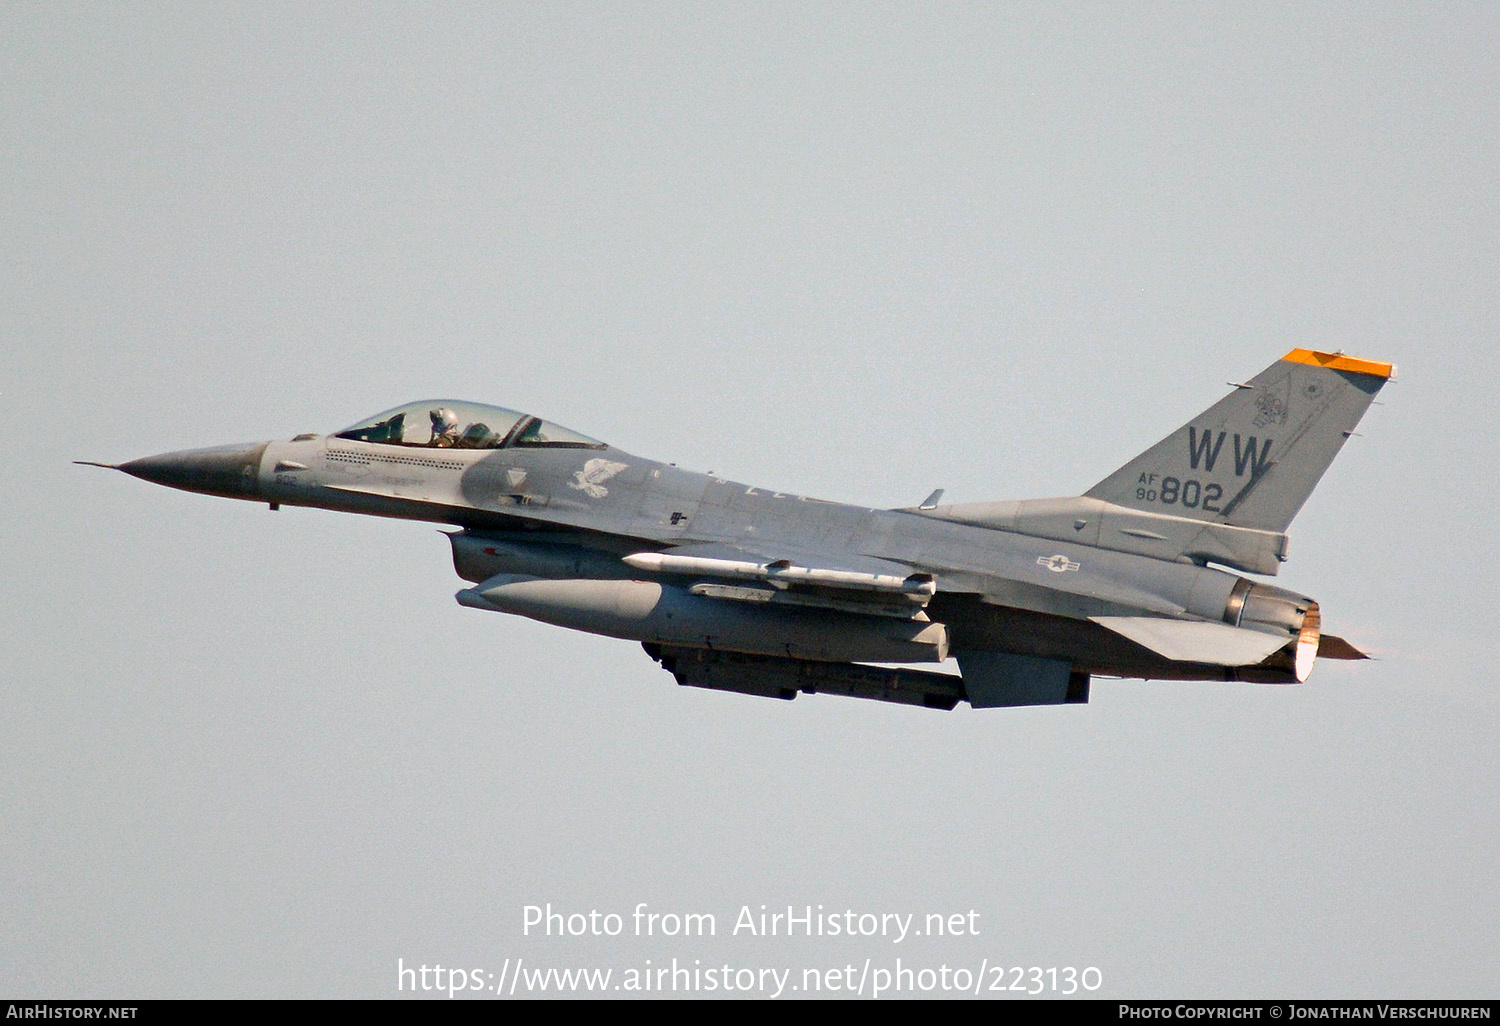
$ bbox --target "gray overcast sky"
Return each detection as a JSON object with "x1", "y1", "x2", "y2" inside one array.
[{"x1": 4, "y1": 2, "x2": 1497, "y2": 999}]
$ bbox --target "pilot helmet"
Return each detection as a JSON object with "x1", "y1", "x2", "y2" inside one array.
[{"x1": 430, "y1": 407, "x2": 459, "y2": 434}]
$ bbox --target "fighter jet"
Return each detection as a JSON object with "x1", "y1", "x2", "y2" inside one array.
[{"x1": 83, "y1": 349, "x2": 1390, "y2": 710}]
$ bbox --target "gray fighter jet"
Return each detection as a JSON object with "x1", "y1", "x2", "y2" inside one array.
[{"x1": 84, "y1": 349, "x2": 1390, "y2": 710}]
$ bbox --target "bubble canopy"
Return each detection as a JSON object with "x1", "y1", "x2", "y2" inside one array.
[{"x1": 333, "y1": 400, "x2": 605, "y2": 450}]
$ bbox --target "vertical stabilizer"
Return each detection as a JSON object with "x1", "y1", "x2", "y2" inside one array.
[{"x1": 1084, "y1": 350, "x2": 1393, "y2": 533}]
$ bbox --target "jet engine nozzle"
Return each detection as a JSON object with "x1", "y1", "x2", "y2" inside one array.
[
  {"x1": 1224, "y1": 580, "x2": 1322, "y2": 682},
  {"x1": 1292, "y1": 602, "x2": 1321, "y2": 683}
]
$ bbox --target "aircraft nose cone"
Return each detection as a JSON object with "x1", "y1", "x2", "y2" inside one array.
[{"x1": 117, "y1": 442, "x2": 270, "y2": 499}]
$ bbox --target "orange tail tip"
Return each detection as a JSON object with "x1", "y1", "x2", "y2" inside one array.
[{"x1": 1281, "y1": 349, "x2": 1395, "y2": 380}]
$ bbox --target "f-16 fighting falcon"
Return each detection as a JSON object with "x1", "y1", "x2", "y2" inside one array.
[{"x1": 83, "y1": 349, "x2": 1391, "y2": 710}]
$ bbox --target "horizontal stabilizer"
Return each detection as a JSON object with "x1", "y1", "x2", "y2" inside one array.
[
  {"x1": 1317, "y1": 633, "x2": 1370, "y2": 660},
  {"x1": 1090, "y1": 616, "x2": 1290, "y2": 666}
]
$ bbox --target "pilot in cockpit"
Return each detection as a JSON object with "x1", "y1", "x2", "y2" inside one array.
[{"x1": 429, "y1": 407, "x2": 461, "y2": 447}]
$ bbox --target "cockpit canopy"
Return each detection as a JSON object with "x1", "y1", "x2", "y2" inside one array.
[{"x1": 334, "y1": 400, "x2": 605, "y2": 451}]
